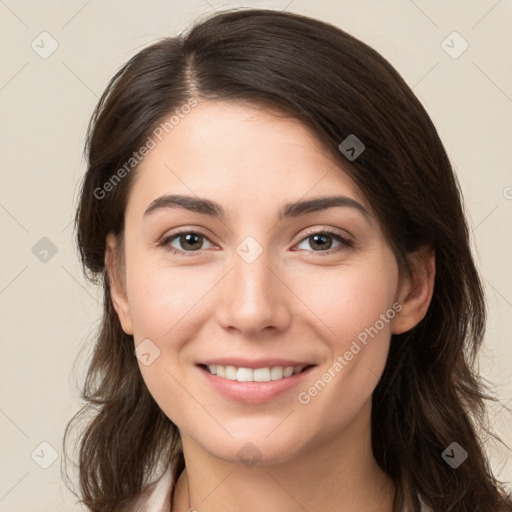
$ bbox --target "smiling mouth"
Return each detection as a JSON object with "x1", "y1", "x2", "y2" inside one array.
[{"x1": 198, "y1": 363, "x2": 315, "y2": 382}]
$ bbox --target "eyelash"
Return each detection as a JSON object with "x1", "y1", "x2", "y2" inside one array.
[{"x1": 158, "y1": 229, "x2": 354, "y2": 257}]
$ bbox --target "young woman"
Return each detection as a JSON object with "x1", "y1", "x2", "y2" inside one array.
[{"x1": 63, "y1": 8, "x2": 512, "y2": 512}]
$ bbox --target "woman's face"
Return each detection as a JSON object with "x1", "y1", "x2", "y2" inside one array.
[{"x1": 108, "y1": 100, "x2": 408, "y2": 465}]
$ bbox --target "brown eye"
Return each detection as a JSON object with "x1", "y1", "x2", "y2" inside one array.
[
  {"x1": 295, "y1": 230, "x2": 353, "y2": 255},
  {"x1": 160, "y1": 231, "x2": 214, "y2": 256},
  {"x1": 176, "y1": 233, "x2": 204, "y2": 251}
]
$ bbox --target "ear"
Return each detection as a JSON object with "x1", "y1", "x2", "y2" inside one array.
[
  {"x1": 105, "y1": 233, "x2": 133, "y2": 335},
  {"x1": 391, "y1": 245, "x2": 435, "y2": 335}
]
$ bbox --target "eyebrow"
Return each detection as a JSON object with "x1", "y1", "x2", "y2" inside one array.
[{"x1": 143, "y1": 194, "x2": 370, "y2": 220}]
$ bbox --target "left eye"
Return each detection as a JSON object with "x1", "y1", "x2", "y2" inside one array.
[{"x1": 294, "y1": 231, "x2": 353, "y2": 254}]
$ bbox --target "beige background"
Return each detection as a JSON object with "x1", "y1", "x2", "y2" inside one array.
[{"x1": 0, "y1": 0, "x2": 511, "y2": 510}]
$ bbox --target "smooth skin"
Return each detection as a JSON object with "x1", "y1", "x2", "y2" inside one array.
[{"x1": 105, "y1": 100, "x2": 435, "y2": 512}]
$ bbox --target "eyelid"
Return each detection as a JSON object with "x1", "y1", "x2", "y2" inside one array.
[{"x1": 296, "y1": 226, "x2": 354, "y2": 245}]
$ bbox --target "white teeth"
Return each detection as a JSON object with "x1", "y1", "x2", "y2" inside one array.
[
  {"x1": 236, "y1": 367, "x2": 253, "y2": 382},
  {"x1": 283, "y1": 366, "x2": 294, "y2": 377},
  {"x1": 205, "y1": 364, "x2": 308, "y2": 381},
  {"x1": 253, "y1": 368, "x2": 271, "y2": 382},
  {"x1": 225, "y1": 365, "x2": 237, "y2": 380},
  {"x1": 270, "y1": 366, "x2": 284, "y2": 380}
]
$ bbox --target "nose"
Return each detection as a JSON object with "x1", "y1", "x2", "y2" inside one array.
[{"x1": 216, "y1": 248, "x2": 292, "y2": 337}]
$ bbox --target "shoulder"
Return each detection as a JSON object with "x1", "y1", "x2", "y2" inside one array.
[{"x1": 126, "y1": 465, "x2": 174, "y2": 512}]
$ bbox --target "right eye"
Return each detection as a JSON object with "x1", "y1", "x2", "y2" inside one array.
[{"x1": 159, "y1": 230, "x2": 215, "y2": 256}]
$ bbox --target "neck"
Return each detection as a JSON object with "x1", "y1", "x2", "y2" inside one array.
[{"x1": 171, "y1": 401, "x2": 395, "y2": 512}]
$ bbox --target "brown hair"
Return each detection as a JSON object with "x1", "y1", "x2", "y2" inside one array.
[{"x1": 63, "y1": 7, "x2": 512, "y2": 512}]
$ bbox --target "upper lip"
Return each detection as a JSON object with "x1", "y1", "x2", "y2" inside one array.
[{"x1": 198, "y1": 358, "x2": 316, "y2": 369}]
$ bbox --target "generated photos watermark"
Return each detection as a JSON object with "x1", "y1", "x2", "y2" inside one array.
[
  {"x1": 93, "y1": 98, "x2": 198, "y2": 200},
  {"x1": 297, "y1": 301, "x2": 402, "y2": 405}
]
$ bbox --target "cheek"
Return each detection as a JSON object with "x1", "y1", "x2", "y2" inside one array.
[
  {"x1": 125, "y1": 251, "x2": 211, "y2": 341},
  {"x1": 124, "y1": 256, "x2": 208, "y2": 423},
  {"x1": 293, "y1": 256, "x2": 398, "y2": 418},
  {"x1": 293, "y1": 255, "x2": 399, "y2": 347}
]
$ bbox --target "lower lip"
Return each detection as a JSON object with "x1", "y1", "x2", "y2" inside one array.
[{"x1": 196, "y1": 365, "x2": 316, "y2": 404}]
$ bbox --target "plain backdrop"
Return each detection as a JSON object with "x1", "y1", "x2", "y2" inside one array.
[{"x1": 0, "y1": 1, "x2": 511, "y2": 510}]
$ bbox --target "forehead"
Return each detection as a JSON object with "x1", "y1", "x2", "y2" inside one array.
[{"x1": 126, "y1": 100, "x2": 369, "y2": 218}]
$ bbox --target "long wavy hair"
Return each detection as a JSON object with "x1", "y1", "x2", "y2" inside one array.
[{"x1": 62, "y1": 7, "x2": 512, "y2": 512}]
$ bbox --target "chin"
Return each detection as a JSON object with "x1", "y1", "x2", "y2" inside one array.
[{"x1": 193, "y1": 426, "x2": 310, "y2": 467}]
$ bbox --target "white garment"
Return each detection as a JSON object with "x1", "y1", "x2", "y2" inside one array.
[
  {"x1": 128, "y1": 465, "x2": 431, "y2": 512},
  {"x1": 127, "y1": 465, "x2": 173, "y2": 512}
]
